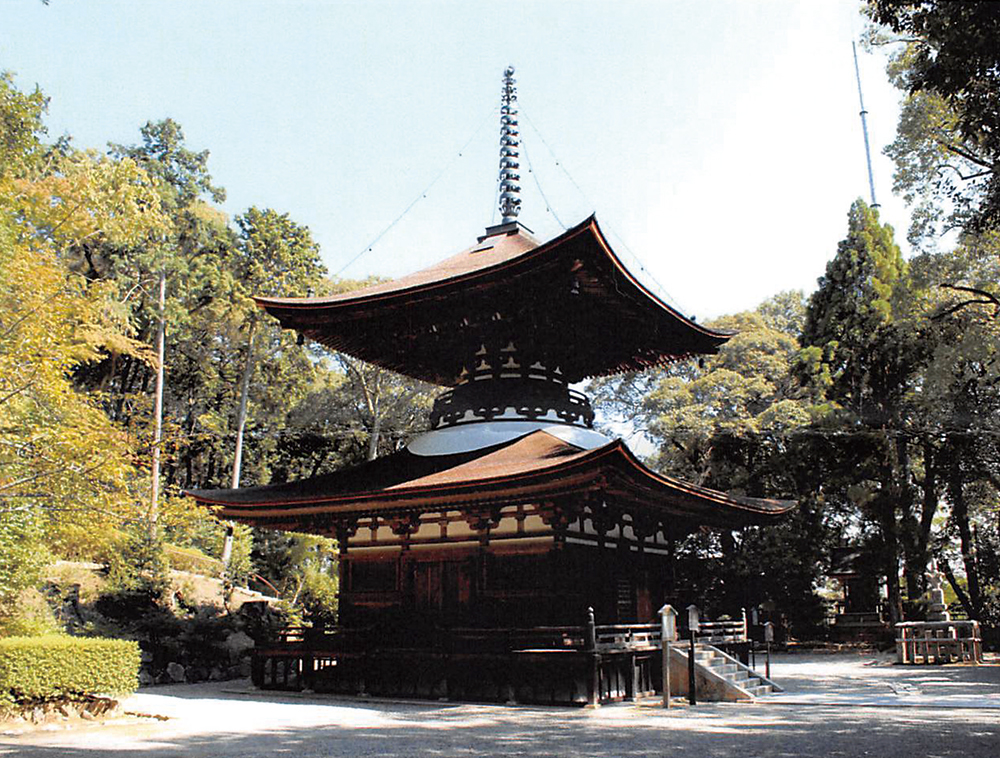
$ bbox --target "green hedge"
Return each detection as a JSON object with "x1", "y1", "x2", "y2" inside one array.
[{"x1": 0, "y1": 635, "x2": 139, "y2": 702}]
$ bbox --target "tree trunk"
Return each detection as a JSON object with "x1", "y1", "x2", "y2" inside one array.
[
  {"x1": 368, "y1": 391, "x2": 382, "y2": 462},
  {"x1": 223, "y1": 320, "x2": 257, "y2": 566},
  {"x1": 940, "y1": 557, "x2": 974, "y2": 618},
  {"x1": 877, "y1": 435, "x2": 905, "y2": 625},
  {"x1": 914, "y1": 437, "x2": 940, "y2": 596},
  {"x1": 880, "y1": 516, "x2": 903, "y2": 626},
  {"x1": 949, "y1": 448, "x2": 981, "y2": 615},
  {"x1": 149, "y1": 269, "x2": 166, "y2": 541}
]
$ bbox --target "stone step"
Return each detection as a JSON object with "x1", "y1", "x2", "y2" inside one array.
[
  {"x1": 681, "y1": 643, "x2": 781, "y2": 701},
  {"x1": 710, "y1": 664, "x2": 739, "y2": 676}
]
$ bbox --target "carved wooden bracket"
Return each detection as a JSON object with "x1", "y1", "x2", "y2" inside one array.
[
  {"x1": 630, "y1": 513, "x2": 656, "y2": 543},
  {"x1": 538, "y1": 499, "x2": 575, "y2": 531},
  {"x1": 630, "y1": 513, "x2": 661, "y2": 552},
  {"x1": 388, "y1": 512, "x2": 423, "y2": 537},
  {"x1": 335, "y1": 517, "x2": 360, "y2": 544},
  {"x1": 587, "y1": 498, "x2": 616, "y2": 536},
  {"x1": 464, "y1": 507, "x2": 503, "y2": 533}
]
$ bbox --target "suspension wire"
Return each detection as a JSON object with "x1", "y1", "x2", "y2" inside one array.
[
  {"x1": 519, "y1": 105, "x2": 692, "y2": 317},
  {"x1": 521, "y1": 126, "x2": 566, "y2": 230},
  {"x1": 164, "y1": 423, "x2": 1000, "y2": 442},
  {"x1": 335, "y1": 103, "x2": 499, "y2": 277},
  {"x1": 491, "y1": 172, "x2": 500, "y2": 226}
]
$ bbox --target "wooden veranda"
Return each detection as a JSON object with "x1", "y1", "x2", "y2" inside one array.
[{"x1": 251, "y1": 612, "x2": 753, "y2": 706}]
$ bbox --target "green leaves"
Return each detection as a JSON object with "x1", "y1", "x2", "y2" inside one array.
[
  {"x1": 799, "y1": 199, "x2": 907, "y2": 418},
  {"x1": 0, "y1": 71, "x2": 47, "y2": 180},
  {"x1": 867, "y1": 1, "x2": 1000, "y2": 238}
]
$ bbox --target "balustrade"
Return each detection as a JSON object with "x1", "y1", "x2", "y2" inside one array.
[{"x1": 252, "y1": 609, "x2": 751, "y2": 705}]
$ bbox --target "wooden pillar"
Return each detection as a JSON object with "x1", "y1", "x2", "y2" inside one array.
[
  {"x1": 335, "y1": 519, "x2": 358, "y2": 625},
  {"x1": 542, "y1": 499, "x2": 573, "y2": 624}
]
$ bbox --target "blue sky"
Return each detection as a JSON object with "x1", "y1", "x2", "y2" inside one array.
[{"x1": 3, "y1": 0, "x2": 909, "y2": 319}]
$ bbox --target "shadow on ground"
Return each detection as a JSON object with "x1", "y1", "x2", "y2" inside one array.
[
  {"x1": 3, "y1": 654, "x2": 1000, "y2": 757},
  {"x1": 4, "y1": 697, "x2": 999, "y2": 757}
]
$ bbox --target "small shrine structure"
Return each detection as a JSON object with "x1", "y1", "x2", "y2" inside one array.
[{"x1": 187, "y1": 67, "x2": 793, "y2": 704}]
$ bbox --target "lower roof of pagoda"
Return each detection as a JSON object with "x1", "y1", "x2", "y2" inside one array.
[
  {"x1": 185, "y1": 430, "x2": 793, "y2": 531},
  {"x1": 254, "y1": 216, "x2": 730, "y2": 387}
]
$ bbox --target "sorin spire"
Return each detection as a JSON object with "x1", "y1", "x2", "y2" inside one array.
[{"x1": 498, "y1": 66, "x2": 522, "y2": 223}]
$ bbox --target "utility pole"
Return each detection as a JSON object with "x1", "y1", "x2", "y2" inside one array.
[
  {"x1": 149, "y1": 268, "x2": 166, "y2": 540},
  {"x1": 853, "y1": 41, "x2": 879, "y2": 209}
]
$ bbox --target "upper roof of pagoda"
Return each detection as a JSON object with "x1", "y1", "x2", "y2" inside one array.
[{"x1": 256, "y1": 215, "x2": 729, "y2": 387}]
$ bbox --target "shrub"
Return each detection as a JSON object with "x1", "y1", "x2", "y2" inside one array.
[
  {"x1": 0, "y1": 507, "x2": 50, "y2": 626},
  {"x1": 0, "y1": 635, "x2": 139, "y2": 703},
  {"x1": 166, "y1": 543, "x2": 224, "y2": 578},
  {"x1": 105, "y1": 527, "x2": 170, "y2": 598},
  {"x1": 299, "y1": 565, "x2": 338, "y2": 625}
]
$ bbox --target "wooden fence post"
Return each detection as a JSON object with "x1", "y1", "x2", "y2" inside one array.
[
  {"x1": 659, "y1": 604, "x2": 676, "y2": 708},
  {"x1": 764, "y1": 621, "x2": 774, "y2": 680},
  {"x1": 686, "y1": 604, "x2": 699, "y2": 706},
  {"x1": 585, "y1": 607, "x2": 599, "y2": 706}
]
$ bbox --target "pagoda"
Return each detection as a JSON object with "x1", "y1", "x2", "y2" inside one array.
[{"x1": 186, "y1": 67, "x2": 792, "y2": 704}]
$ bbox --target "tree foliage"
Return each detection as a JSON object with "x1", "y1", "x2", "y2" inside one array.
[
  {"x1": 589, "y1": 294, "x2": 831, "y2": 635},
  {"x1": 866, "y1": 1, "x2": 1000, "y2": 239}
]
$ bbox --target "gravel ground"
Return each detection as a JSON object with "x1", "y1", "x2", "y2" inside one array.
[{"x1": 2, "y1": 652, "x2": 998, "y2": 757}]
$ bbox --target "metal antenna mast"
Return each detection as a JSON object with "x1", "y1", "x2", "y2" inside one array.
[
  {"x1": 498, "y1": 66, "x2": 522, "y2": 223},
  {"x1": 853, "y1": 41, "x2": 879, "y2": 209}
]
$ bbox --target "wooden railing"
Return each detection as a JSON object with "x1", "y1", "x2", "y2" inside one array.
[
  {"x1": 595, "y1": 623, "x2": 661, "y2": 650},
  {"x1": 695, "y1": 616, "x2": 748, "y2": 645},
  {"x1": 253, "y1": 608, "x2": 754, "y2": 704},
  {"x1": 895, "y1": 620, "x2": 982, "y2": 664},
  {"x1": 266, "y1": 614, "x2": 746, "y2": 655}
]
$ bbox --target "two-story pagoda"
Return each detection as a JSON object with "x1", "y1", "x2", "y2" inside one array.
[{"x1": 187, "y1": 68, "x2": 792, "y2": 704}]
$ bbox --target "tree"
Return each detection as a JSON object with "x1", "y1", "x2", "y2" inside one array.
[
  {"x1": 866, "y1": 1, "x2": 1000, "y2": 238},
  {"x1": 594, "y1": 299, "x2": 829, "y2": 635},
  {"x1": 333, "y1": 355, "x2": 435, "y2": 461},
  {"x1": 250, "y1": 530, "x2": 338, "y2": 624},
  {"x1": 905, "y1": 232, "x2": 1000, "y2": 633},
  {"x1": 0, "y1": 183, "x2": 155, "y2": 569},
  {"x1": 229, "y1": 207, "x2": 323, "y2": 488},
  {"x1": 219, "y1": 207, "x2": 323, "y2": 563},
  {"x1": 0, "y1": 74, "x2": 171, "y2": 567},
  {"x1": 799, "y1": 199, "x2": 921, "y2": 625},
  {"x1": 0, "y1": 71, "x2": 47, "y2": 180}
]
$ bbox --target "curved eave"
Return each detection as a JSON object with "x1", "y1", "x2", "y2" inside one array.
[
  {"x1": 254, "y1": 216, "x2": 729, "y2": 384},
  {"x1": 185, "y1": 434, "x2": 792, "y2": 529},
  {"x1": 256, "y1": 216, "x2": 726, "y2": 342}
]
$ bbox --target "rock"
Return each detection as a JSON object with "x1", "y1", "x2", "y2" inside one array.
[
  {"x1": 31, "y1": 707, "x2": 45, "y2": 724},
  {"x1": 166, "y1": 661, "x2": 187, "y2": 683},
  {"x1": 79, "y1": 709, "x2": 95, "y2": 721},
  {"x1": 209, "y1": 667, "x2": 224, "y2": 681},
  {"x1": 224, "y1": 631, "x2": 255, "y2": 663},
  {"x1": 140, "y1": 649, "x2": 154, "y2": 663},
  {"x1": 139, "y1": 669, "x2": 155, "y2": 686},
  {"x1": 237, "y1": 660, "x2": 252, "y2": 677}
]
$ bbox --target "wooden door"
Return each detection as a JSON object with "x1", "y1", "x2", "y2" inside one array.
[
  {"x1": 413, "y1": 559, "x2": 474, "y2": 620},
  {"x1": 414, "y1": 562, "x2": 443, "y2": 613},
  {"x1": 443, "y1": 560, "x2": 474, "y2": 614}
]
